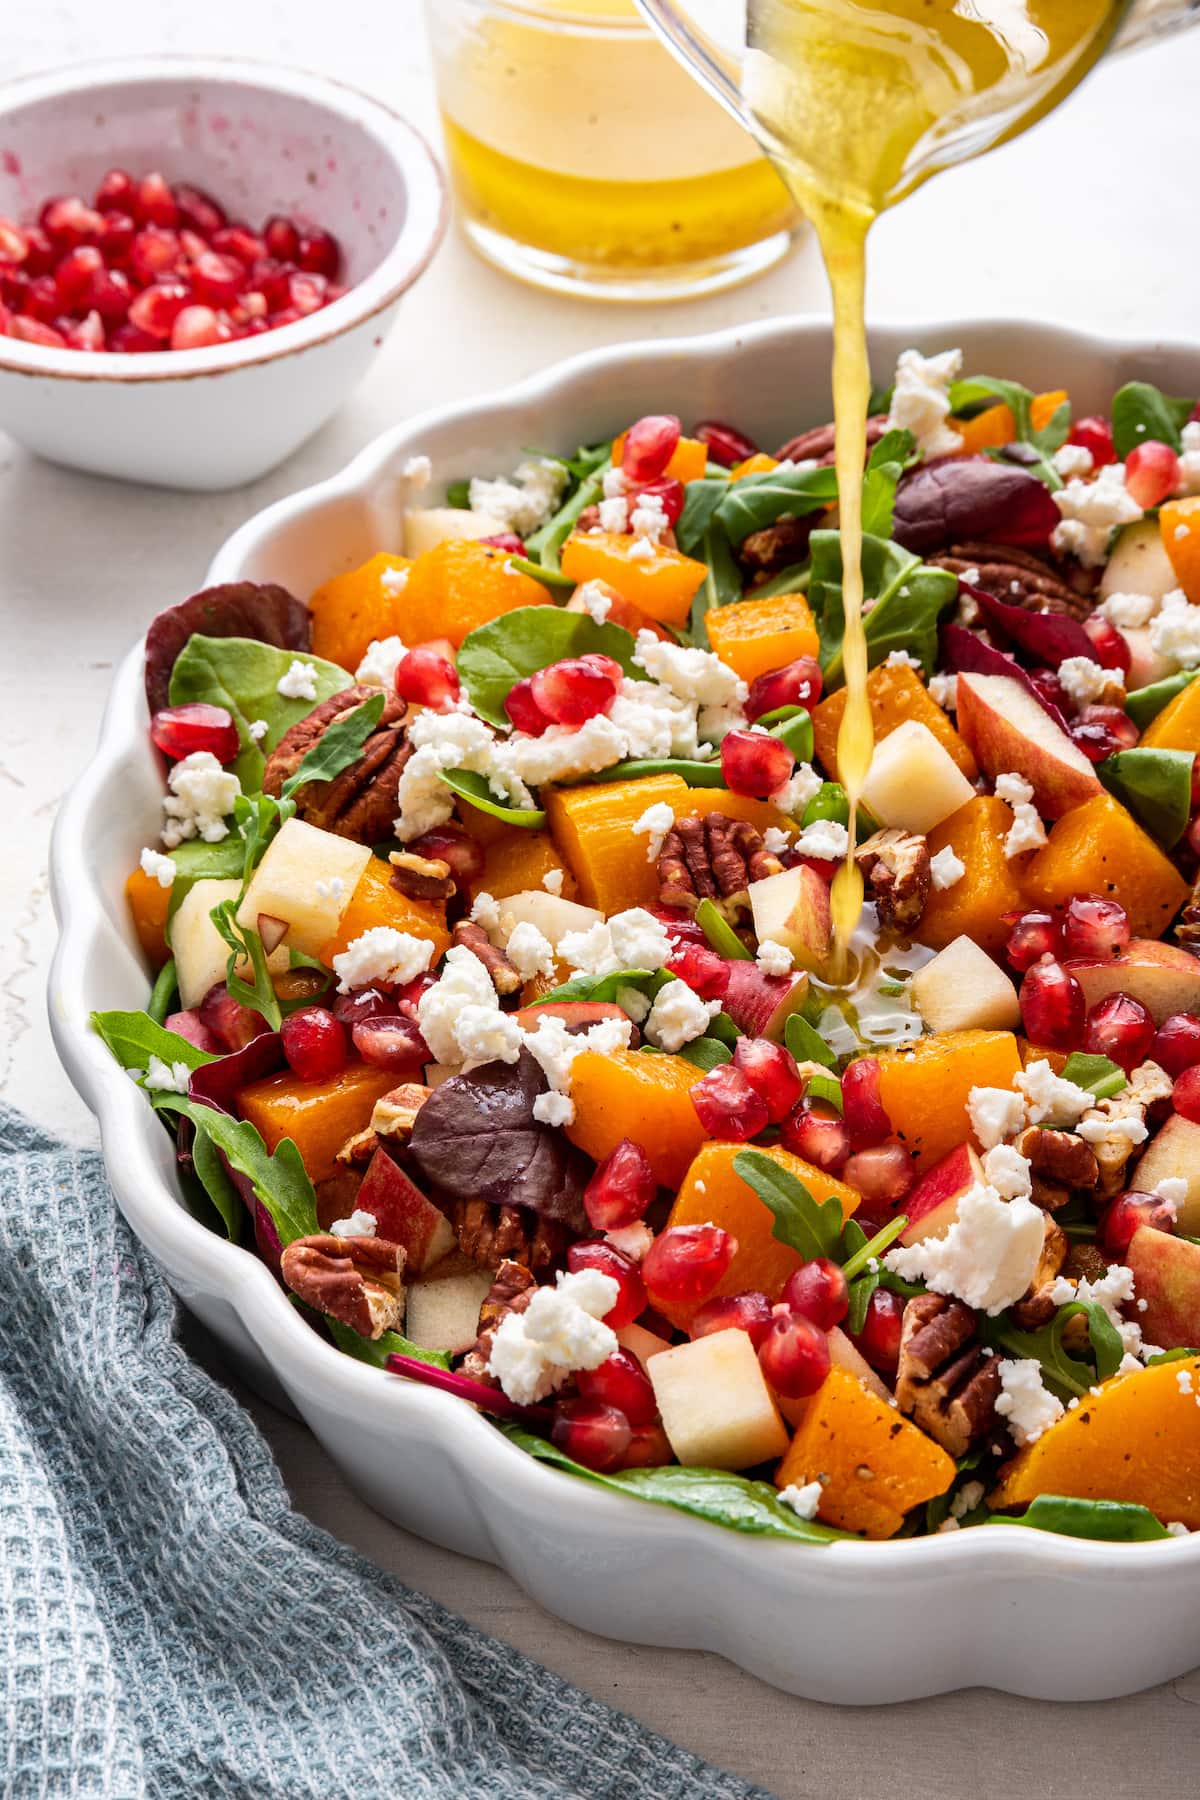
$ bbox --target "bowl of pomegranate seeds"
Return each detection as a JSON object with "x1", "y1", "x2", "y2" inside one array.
[
  {"x1": 51, "y1": 318, "x2": 1200, "y2": 1704},
  {"x1": 0, "y1": 58, "x2": 445, "y2": 488}
]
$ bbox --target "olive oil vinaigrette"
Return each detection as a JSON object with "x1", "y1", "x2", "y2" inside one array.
[{"x1": 739, "y1": 0, "x2": 1123, "y2": 966}]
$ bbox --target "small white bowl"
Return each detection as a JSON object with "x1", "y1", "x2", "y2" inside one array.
[{"x1": 0, "y1": 57, "x2": 446, "y2": 489}]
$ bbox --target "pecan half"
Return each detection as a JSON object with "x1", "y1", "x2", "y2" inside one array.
[
  {"x1": 280, "y1": 1233, "x2": 406, "y2": 1339},
  {"x1": 925, "y1": 543, "x2": 1094, "y2": 618},
  {"x1": 451, "y1": 920, "x2": 521, "y2": 995},
  {"x1": 1177, "y1": 891, "x2": 1200, "y2": 955},
  {"x1": 389, "y1": 850, "x2": 455, "y2": 902},
  {"x1": 775, "y1": 413, "x2": 889, "y2": 467},
  {"x1": 1012, "y1": 1124, "x2": 1098, "y2": 1212},
  {"x1": 658, "y1": 812, "x2": 783, "y2": 918},
  {"x1": 855, "y1": 828, "x2": 930, "y2": 936},
  {"x1": 895, "y1": 1292, "x2": 1000, "y2": 1458},
  {"x1": 263, "y1": 685, "x2": 410, "y2": 843},
  {"x1": 1079, "y1": 1060, "x2": 1173, "y2": 1196},
  {"x1": 371, "y1": 1082, "x2": 433, "y2": 1144},
  {"x1": 447, "y1": 1197, "x2": 567, "y2": 1275},
  {"x1": 459, "y1": 1258, "x2": 537, "y2": 1383},
  {"x1": 739, "y1": 515, "x2": 816, "y2": 576}
]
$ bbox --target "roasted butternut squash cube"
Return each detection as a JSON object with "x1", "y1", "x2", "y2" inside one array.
[
  {"x1": 565, "y1": 1048, "x2": 704, "y2": 1189},
  {"x1": 308, "y1": 552, "x2": 412, "y2": 673},
  {"x1": 954, "y1": 389, "x2": 1067, "y2": 456},
  {"x1": 318, "y1": 857, "x2": 450, "y2": 967},
  {"x1": 1022, "y1": 793, "x2": 1190, "y2": 939},
  {"x1": 812, "y1": 662, "x2": 976, "y2": 780},
  {"x1": 126, "y1": 863, "x2": 172, "y2": 969},
  {"x1": 705, "y1": 592, "x2": 820, "y2": 682},
  {"x1": 1140, "y1": 665, "x2": 1200, "y2": 751},
  {"x1": 920, "y1": 796, "x2": 1028, "y2": 956},
  {"x1": 465, "y1": 828, "x2": 577, "y2": 904},
  {"x1": 560, "y1": 532, "x2": 707, "y2": 626},
  {"x1": 400, "y1": 539, "x2": 551, "y2": 647},
  {"x1": 1159, "y1": 498, "x2": 1200, "y2": 604},
  {"x1": 544, "y1": 773, "x2": 690, "y2": 912},
  {"x1": 238, "y1": 1062, "x2": 399, "y2": 1184},
  {"x1": 876, "y1": 1030, "x2": 1022, "y2": 1172}
]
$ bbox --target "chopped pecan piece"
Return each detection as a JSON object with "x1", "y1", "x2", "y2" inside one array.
[
  {"x1": 447, "y1": 1197, "x2": 567, "y2": 1275},
  {"x1": 925, "y1": 543, "x2": 1094, "y2": 617},
  {"x1": 1176, "y1": 884, "x2": 1200, "y2": 953},
  {"x1": 1080, "y1": 1060, "x2": 1173, "y2": 1196},
  {"x1": 1009, "y1": 1217, "x2": 1070, "y2": 1329},
  {"x1": 895, "y1": 1292, "x2": 1001, "y2": 1458},
  {"x1": 775, "y1": 413, "x2": 889, "y2": 467},
  {"x1": 1012, "y1": 1124, "x2": 1098, "y2": 1212},
  {"x1": 459, "y1": 1258, "x2": 537, "y2": 1383},
  {"x1": 335, "y1": 1125, "x2": 379, "y2": 1169},
  {"x1": 389, "y1": 849, "x2": 454, "y2": 901},
  {"x1": 739, "y1": 515, "x2": 816, "y2": 576},
  {"x1": 263, "y1": 685, "x2": 411, "y2": 843},
  {"x1": 281, "y1": 1233, "x2": 406, "y2": 1339},
  {"x1": 855, "y1": 828, "x2": 930, "y2": 935},
  {"x1": 657, "y1": 812, "x2": 783, "y2": 918},
  {"x1": 370, "y1": 1082, "x2": 433, "y2": 1144},
  {"x1": 451, "y1": 920, "x2": 521, "y2": 995}
]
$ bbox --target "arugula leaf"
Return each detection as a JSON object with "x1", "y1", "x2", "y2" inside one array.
[
  {"x1": 994, "y1": 1494, "x2": 1170, "y2": 1543},
  {"x1": 686, "y1": 521, "x2": 743, "y2": 647},
  {"x1": 502, "y1": 1426, "x2": 843, "y2": 1544},
  {"x1": 840, "y1": 1213, "x2": 908, "y2": 1281},
  {"x1": 456, "y1": 607, "x2": 643, "y2": 728},
  {"x1": 210, "y1": 899, "x2": 282, "y2": 1030},
  {"x1": 845, "y1": 1270, "x2": 878, "y2": 1336},
  {"x1": 445, "y1": 478, "x2": 470, "y2": 509},
  {"x1": 590, "y1": 757, "x2": 725, "y2": 788},
  {"x1": 677, "y1": 1036, "x2": 733, "y2": 1071},
  {"x1": 714, "y1": 463, "x2": 838, "y2": 544},
  {"x1": 326, "y1": 1318, "x2": 451, "y2": 1372},
  {"x1": 859, "y1": 427, "x2": 915, "y2": 538},
  {"x1": 437, "y1": 767, "x2": 546, "y2": 829},
  {"x1": 168, "y1": 635, "x2": 351, "y2": 789},
  {"x1": 981, "y1": 1306, "x2": 1099, "y2": 1402},
  {"x1": 1060, "y1": 1051, "x2": 1126, "y2": 1101},
  {"x1": 91, "y1": 1009, "x2": 218, "y2": 1077},
  {"x1": 948, "y1": 375, "x2": 1071, "y2": 487},
  {"x1": 191, "y1": 1127, "x2": 244, "y2": 1240},
  {"x1": 530, "y1": 968, "x2": 665, "y2": 1007},
  {"x1": 1080, "y1": 1301, "x2": 1126, "y2": 1383},
  {"x1": 505, "y1": 556, "x2": 575, "y2": 592},
  {"x1": 154, "y1": 1095, "x2": 318, "y2": 1246},
  {"x1": 523, "y1": 448, "x2": 610, "y2": 570},
  {"x1": 280, "y1": 692, "x2": 385, "y2": 801},
  {"x1": 1125, "y1": 669, "x2": 1197, "y2": 731},
  {"x1": 1111, "y1": 381, "x2": 1194, "y2": 460},
  {"x1": 1145, "y1": 1347, "x2": 1200, "y2": 1365},
  {"x1": 1098, "y1": 747, "x2": 1195, "y2": 848},
  {"x1": 695, "y1": 899, "x2": 753, "y2": 961},
  {"x1": 147, "y1": 958, "x2": 179, "y2": 1027},
  {"x1": 750, "y1": 561, "x2": 811, "y2": 599},
  {"x1": 807, "y1": 530, "x2": 957, "y2": 684},
  {"x1": 676, "y1": 477, "x2": 730, "y2": 557},
  {"x1": 784, "y1": 1014, "x2": 837, "y2": 1069},
  {"x1": 732, "y1": 1149, "x2": 845, "y2": 1260},
  {"x1": 807, "y1": 1071, "x2": 843, "y2": 1113}
]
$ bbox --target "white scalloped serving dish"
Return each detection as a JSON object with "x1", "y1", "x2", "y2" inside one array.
[{"x1": 48, "y1": 318, "x2": 1200, "y2": 1703}]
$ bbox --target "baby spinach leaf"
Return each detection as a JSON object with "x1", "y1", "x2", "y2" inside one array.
[
  {"x1": 1125, "y1": 669, "x2": 1197, "y2": 731},
  {"x1": 715, "y1": 464, "x2": 838, "y2": 544},
  {"x1": 590, "y1": 757, "x2": 725, "y2": 788},
  {"x1": 705, "y1": 1010, "x2": 741, "y2": 1047},
  {"x1": 280, "y1": 692, "x2": 385, "y2": 801},
  {"x1": 750, "y1": 561, "x2": 811, "y2": 599},
  {"x1": 859, "y1": 428, "x2": 915, "y2": 539},
  {"x1": 807, "y1": 1071, "x2": 843, "y2": 1113},
  {"x1": 502, "y1": 1426, "x2": 844, "y2": 1544},
  {"x1": 191, "y1": 1127, "x2": 244, "y2": 1241},
  {"x1": 677, "y1": 1037, "x2": 733, "y2": 1071},
  {"x1": 1060, "y1": 1051, "x2": 1126, "y2": 1100},
  {"x1": 164, "y1": 837, "x2": 247, "y2": 922},
  {"x1": 676, "y1": 478, "x2": 730, "y2": 557},
  {"x1": 994, "y1": 1494, "x2": 1170, "y2": 1543},
  {"x1": 523, "y1": 453, "x2": 609, "y2": 571},
  {"x1": 695, "y1": 899, "x2": 753, "y2": 961},
  {"x1": 445, "y1": 478, "x2": 470, "y2": 509},
  {"x1": 686, "y1": 522, "x2": 743, "y2": 647},
  {"x1": 1111, "y1": 381, "x2": 1193, "y2": 460},
  {"x1": 732, "y1": 1149, "x2": 844, "y2": 1260},
  {"x1": 91, "y1": 1009, "x2": 218, "y2": 1076},
  {"x1": 764, "y1": 707, "x2": 815, "y2": 763},
  {"x1": 154, "y1": 1094, "x2": 318, "y2": 1247},
  {"x1": 168, "y1": 635, "x2": 351, "y2": 790},
  {"x1": 807, "y1": 530, "x2": 957, "y2": 684},
  {"x1": 1098, "y1": 746, "x2": 1195, "y2": 848},
  {"x1": 456, "y1": 607, "x2": 642, "y2": 727},
  {"x1": 146, "y1": 958, "x2": 179, "y2": 1027},
  {"x1": 438, "y1": 767, "x2": 546, "y2": 829},
  {"x1": 326, "y1": 1318, "x2": 451, "y2": 1372},
  {"x1": 784, "y1": 1014, "x2": 837, "y2": 1069}
]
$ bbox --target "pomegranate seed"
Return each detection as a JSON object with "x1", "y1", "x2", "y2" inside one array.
[
  {"x1": 665, "y1": 941, "x2": 730, "y2": 1001},
  {"x1": 628, "y1": 475, "x2": 685, "y2": 526},
  {"x1": 477, "y1": 531, "x2": 525, "y2": 554},
  {"x1": 581, "y1": 652, "x2": 624, "y2": 685},
  {"x1": 351, "y1": 1014, "x2": 429, "y2": 1072},
  {"x1": 97, "y1": 210, "x2": 136, "y2": 263},
  {"x1": 848, "y1": 1286, "x2": 904, "y2": 1374},
  {"x1": 1061, "y1": 893, "x2": 1130, "y2": 961},
  {"x1": 583, "y1": 1138, "x2": 656, "y2": 1231},
  {"x1": 530, "y1": 657, "x2": 618, "y2": 726},
  {"x1": 297, "y1": 227, "x2": 341, "y2": 277},
  {"x1": 720, "y1": 729, "x2": 794, "y2": 799},
  {"x1": 1071, "y1": 720, "x2": 1118, "y2": 762},
  {"x1": 95, "y1": 168, "x2": 135, "y2": 213},
  {"x1": 267, "y1": 305, "x2": 304, "y2": 328},
  {"x1": 286, "y1": 271, "x2": 327, "y2": 315},
  {"x1": 745, "y1": 657, "x2": 823, "y2": 722},
  {"x1": 1069, "y1": 415, "x2": 1116, "y2": 467},
  {"x1": 170, "y1": 305, "x2": 230, "y2": 350},
  {"x1": 758, "y1": 1304, "x2": 831, "y2": 1399},
  {"x1": 0, "y1": 218, "x2": 28, "y2": 264},
  {"x1": 1098, "y1": 1189, "x2": 1176, "y2": 1259},
  {"x1": 622, "y1": 414, "x2": 681, "y2": 482},
  {"x1": 263, "y1": 214, "x2": 301, "y2": 261},
  {"x1": 129, "y1": 279, "x2": 191, "y2": 339},
  {"x1": 129, "y1": 226, "x2": 183, "y2": 285},
  {"x1": 618, "y1": 1423, "x2": 672, "y2": 1469},
  {"x1": 22, "y1": 275, "x2": 60, "y2": 322},
  {"x1": 1152, "y1": 1012, "x2": 1200, "y2": 1077},
  {"x1": 394, "y1": 647, "x2": 461, "y2": 711},
  {"x1": 1005, "y1": 909, "x2": 1063, "y2": 972},
  {"x1": 174, "y1": 182, "x2": 226, "y2": 236},
  {"x1": 690, "y1": 1063, "x2": 770, "y2": 1141},
  {"x1": 86, "y1": 266, "x2": 133, "y2": 323},
  {"x1": 179, "y1": 227, "x2": 211, "y2": 263},
  {"x1": 779, "y1": 1098, "x2": 851, "y2": 1171},
  {"x1": 505, "y1": 676, "x2": 550, "y2": 735},
  {"x1": 567, "y1": 1240, "x2": 646, "y2": 1328},
  {"x1": 7, "y1": 315, "x2": 66, "y2": 347},
  {"x1": 1076, "y1": 703, "x2": 1138, "y2": 751},
  {"x1": 109, "y1": 321, "x2": 161, "y2": 353},
  {"x1": 198, "y1": 981, "x2": 268, "y2": 1052},
  {"x1": 163, "y1": 1009, "x2": 220, "y2": 1055},
  {"x1": 53, "y1": 244, "x2": 104, "y2": 308},
  {"x1": 1083, "y1": 991, "x2": 1156, "y2": 1072},
  {"x1": 1019, "y1": 958, "x2": 1086, "y2": 1050},
  {"x1": 280, "y1": 1006, "x2": 347, "y2": 1081},
  {"x1": 392, "y1": 971, "x2": 438, "y2": 1020},
  {"x1": 331, "y1": 988, "x2": 395, "y2": 1029},
  {"x1": 693, "y1": 419, "x2": 759, "y2": 467},
  {"x1": 190, "y1": 250, "x2": 246, "y2": 307},
  {"x1": 782, "y1": 1258, "x2": 849, "y2": 1331},
  {"x1": 1173, "y1": 1063, "x2": 1200, "y2": 1123},
  {"x1": 690, "y1": 1289, "x2": 773, "y2": 1347},
  {"x1": 642, "y1": 1222, "x2": 737, "y2": 1308},
  {"x1": 1028, "y1": 668, "x2": 1069, "y2": 714},
  {"x1": 134, "y1": 172, "x2": 179, "y2": 228},
  {"x1": 841, "y1": 1138, "x2": 914, "y2": 1207},
  {"x1": 407, "y1": 826, "x2": 484, "y2": 883},
  {"x1": 551, "y1": 1398, "x2": 632, "y2": 1472},
  {"x1": 40, "y1": 196, "x2": 104, "y2": 248},
  {"x1": 1125, "y1": 440, "x2": 1180, "y2": 509},
  {"x1": 841, "y1": 1058, "x2": 891, "y2": 1149},
  {"x1": 577, "y1": 1349, "x2": 657, "y2": 1424},
  {"x1": 21, "y1": 226, "x2": 55, "y2": 276},
  {"x1": 0, "y1": 300, "x2": 11, "y2": 335},
  {"x1": 65, "y1": 310, "x2": 105, "y2": 351},
  {"x1": 150, "y1": 703, "x2": 240, "y2": 763},
  {"x1": 732, "y1": 1037, "x2": 803, "y2": 1123},
  {"x1": 1083, "y1": 614, "x2": 1132, "y2": 675},
  {"x1": 212, "y1": 224, "x2": 267, "y2": 266},
  {"x1": 653, "y1": 907, "x2": 707, "y2": 947}
]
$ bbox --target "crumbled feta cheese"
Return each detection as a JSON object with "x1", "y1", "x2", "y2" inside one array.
[
  {"x1": 633, "y1": 631, "x2": 747, "y2": 709},
  {"x1": 609, "y1": 678, "x2": 701, "y2": 761},
  {"x1": 380, "y1": 565, "x2": 409, "y2": 598},
  {"x1": 559, "y1": 921, "x2": 620, "y2": 978},
  {"x1": 1177, "y1": 1367, "x2": 1195, "y2": 1395},
  {"x1": 329, "y1": 1210, "x2": 378, "y2": 1238},
  {"x1": 356, "y1": 635, "x2": 407, "y2": 687},
  {"x1": 1015, "y1": 1059, "x2": 1093, "y2": 1127},
  {"x1": 470, "y1": 891, "x2": 502, "y2": 934},
  {"x1": 140, "y1": 847, "x2": 176, "y2": 889},
  {"x1": 1052, "y1": 462, "x2": 1143, "y2": 568},
  {"x1": 276, "y1": 658, "x2": 320, "y2": 702},
  {"x1": 1069, "y1": 1263, "x2": 1144, "y2": 1359},
  {"x1": 616, "y1": 984, "x2": 651, "y2": 1024},
  {"x1": 520, "y1": 1015, "x2": 633, "y2": 1123},
  {"x1": 604, "y1": 1222, "x2": 655, "y2": 1264},
  {"x1": 995, "y1": 770, "x2": 1047, "y2": 858},
  {"x1": 1175, "y1": 420, "x2": 1200, "y2": 496},
  {"x1": 630, "y1": 492, "x2": 669, "y2": 543},
  {"x1": 928, "y1": 672, "x2": 957, "y2": 711},
  {"x1": 778, "y1": 1480, "x2": 823, "y2": 1521},
  {"x1": 393, "y1": 709, "x2": 516, "y2": 844},
  {"x1": 506, "y1": 920, "x2": 555, "y2": 979},
  {"x1": 247, "y1": 718, "x2": 269, "y2": 742},
  {"x1": 1052, "y1": 443, "x2": 1094, "y2": 480},
  {"x1": 142, "y1": 1055, "x2": 191, "y2": 1095},
  {"x1": 469, "y1": 457, "x2": 567, "y2": 536},
  {"x1": 1149, "y1": 588, "x2": 1200, "y2": 670},
  {"x1": 949, "y1": 1479, "x2": 987, "y2": 1520},
  {"x1": 332, "y1": 927, "x2": 435, "y2": 994},
  {"x1": 1076, "y1": 1111, "x2": 1148, "y2": 1146},
  {"x1": 532, "y1": 1091, "x2": 575, "y2": 1127},
  {"x1": 794, "y1": 818, "x2": 850, "y2": 861},
  {"x1": 1153, "y1": 1176, "x2": 1187, "y2": 1216},
  {"x1": 454, "y1": 1004, "x2": 524, "y2": 1068},
  {"x1": 762, "y1": 826, "x2": 791, "y2": 856},
  {"x1": 982, "y1": 1143, "x2": 1032, "y2": 1201},
  {"x1": 995, "y1": 1359, "x2": 1065, "y2": 1445},
  {"x1": 756, "y1": 938, "x2": 795, "y2": 977},
  {"x1": 886, "y1": 346, "x2": 962, "y2": 460},
  {"x1": 885, "y1": 649, "x2": 923, "y2": 671},
  {"x1": 609, "y1": 907, "x2": 674, "y2": 971},
  {"x1": 403, "y1": 454, "x2": 432, "y2": 486},
  {"x1": 967, "y1": 1084, "x2": 1027, "y2": 1150},
  {"x1": 929, "y1": 845, "x2": 965, "y2": 890},
  {"x1": 598, "y1": 494, "x2": 630, "y2": 533},
  {"x1": 1096, "y1": 591, "x2": 1159, "y2": 630},
  {"x1": 696, "y1": 701, "x2": 748, "y2": 744},
  {"x1": 1058, "y1": 655, "x2": 1123, "y2": 708},
  {"x1": 542, "y1": 868, "x2": 564, "y2": 896},
  {"x1": 631, "y1": 800, "x2": 676, "y2": 863},
  {"x1": 644, "y1": 980, "x2": 721, "y2": 1052},
  {"x1": 772, "y1": 763, "x2": 824, "y2": 818},
  {"x1": 314, "y1": 876, "x2": 345, "y2": 904},
  {"x1": 486, "y1": 1268, "x2": 620, "y2": 1405},
  {"x1": 417, "y1": 945, "x2": 503, "y2": 1065},
  {"x1": 884, "y1": 1184, "x2": 1045, "y2": 1314},
  {"x1": 500, "y1": 713, "x2": 627, "y2": 790},
  {"x1": 161, "y1": 752, "x2": 241, "y2": 848},
  {"x1": 957, "y1": 589, "x2": 981, "y2": 626},
  {"x1": 575, "y1": 580, "x2": 612, "y2": 623},
  {"x1": 627, "y1": 537, "x2": 655, "y2": 563},
  {"x1": 1167, "y1": 1521, "x2": 1191, "y2": 1536},
  {"x1": 602, "y1": 466, "x2": 628, "y2": 500}
]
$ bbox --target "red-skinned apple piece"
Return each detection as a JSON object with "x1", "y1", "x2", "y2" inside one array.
[
  {"x1": 899, "y1": 1142, "x2": 984, "y2": 1246},
  {"x1": 1065, "y1": 939, "x2": 1200, "y2": 1026},
  {"x1": 355, "y1": 1148, "x2": 456, "y2": 1272},
  {"x1": 747, "y1": 864, "x2": 833, "y2": 975},
  {"x1": 955, "y1": 672, "x2": 1103, "y2": 818},
  {"x1": 1125, "y1": 1226, "x2": 1200, "y2": 1350},
  {"x1": 720, "y1": 963, "x2": 810, "y2": 1041},
  {"x1": 1131, "y1": 1112, "x2": 1200, "y2": 1235}
]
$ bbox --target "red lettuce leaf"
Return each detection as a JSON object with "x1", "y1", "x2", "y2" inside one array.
[
  {"x1": 145, "y1": 580, "x2": 310, "y2": 713},
  {"x1": 941, "y1": 624, "x2": 1071, "y2": 732},
  {"x1": 892, "y1": 457, "x2": 1059, "y2": 556},
  {"x1": 385, "y1": 1353, "x2": 554, "y2": 1426},
  {"x1": 968, "y1": 585, "x2": 1095, "y2": 668}
]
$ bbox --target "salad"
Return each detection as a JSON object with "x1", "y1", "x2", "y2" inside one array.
[{"x1": 96, "y1": 350, "x2": 1200, "y2": 1548}]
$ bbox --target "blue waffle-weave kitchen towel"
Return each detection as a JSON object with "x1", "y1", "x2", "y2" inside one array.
[{"x1": 0, "y1": 1108, "x2": 771, "y2": 1800}]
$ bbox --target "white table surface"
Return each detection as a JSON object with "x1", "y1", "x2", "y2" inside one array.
[{"x1": 5, "y1": 3, "x2": 1200, "y2": 1790}]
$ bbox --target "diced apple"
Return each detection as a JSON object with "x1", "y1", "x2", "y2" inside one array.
[
  {"x1": 615, "y1": 1321, "x2": 673, "y2": 1369},
  {"x1": 648, "y1": 1328, "x2": 789, "y2": 1470},
  {"x1": 911, "y1": 936, "x2": 1020, "y2": 1034},
  {"x1": 493, "y1": 890, "x2": 603, "y2": 948},
  {"x1": 827, "y1": 1325, "x2": 892, "y2": 1402},
  {"x1": 1132, "y1": 1112, "x2": 1200, "y2": 1235},
  {"x1": 748, "y1": 863, "x2": 833, "y2": 974},
  {"x1": 1125, "y1": 1226, "x2": 1200, "y2": 1351},
  {"x1": 899, "y1": 1142, "x2": 984, "y2": 1246},
  {"x1": 860, "y1": 720, "x2": 976, "y2": 835},
  {"x1": 403, "y1": 506, "x2": 507, "y2": 557},
  {"x1": 404, "y1": 1262, "x2": 495, "y2": 1356},
  {"x1": 1065, "y1": 938, "x2": 1200, "y2": 1025},
  {"x1": 236, "y1": 818, "x2": 371, "y2": 958},
  {"x1": 721, "y1": 961, "x2": 810, "y2": 1040},
  {"x1": 955, "y1": 672, "x2": 1102, "y2": 818},
  {"x1": 356, "y1": 1149, "x2": 456, "y2": 1273},
  {"x1": 514, "y1": 1001, "x2": 630, "y2": 1031},
  {"x1": 1124, "y1": 627, "x2": 1177, "y2": 692},
  {"x1": 1099, "y1": 519, "x2": 1178, "y2": 603},
  {"x1": 172, "y1": 876, "x2": 289, "y2": 1009}
]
